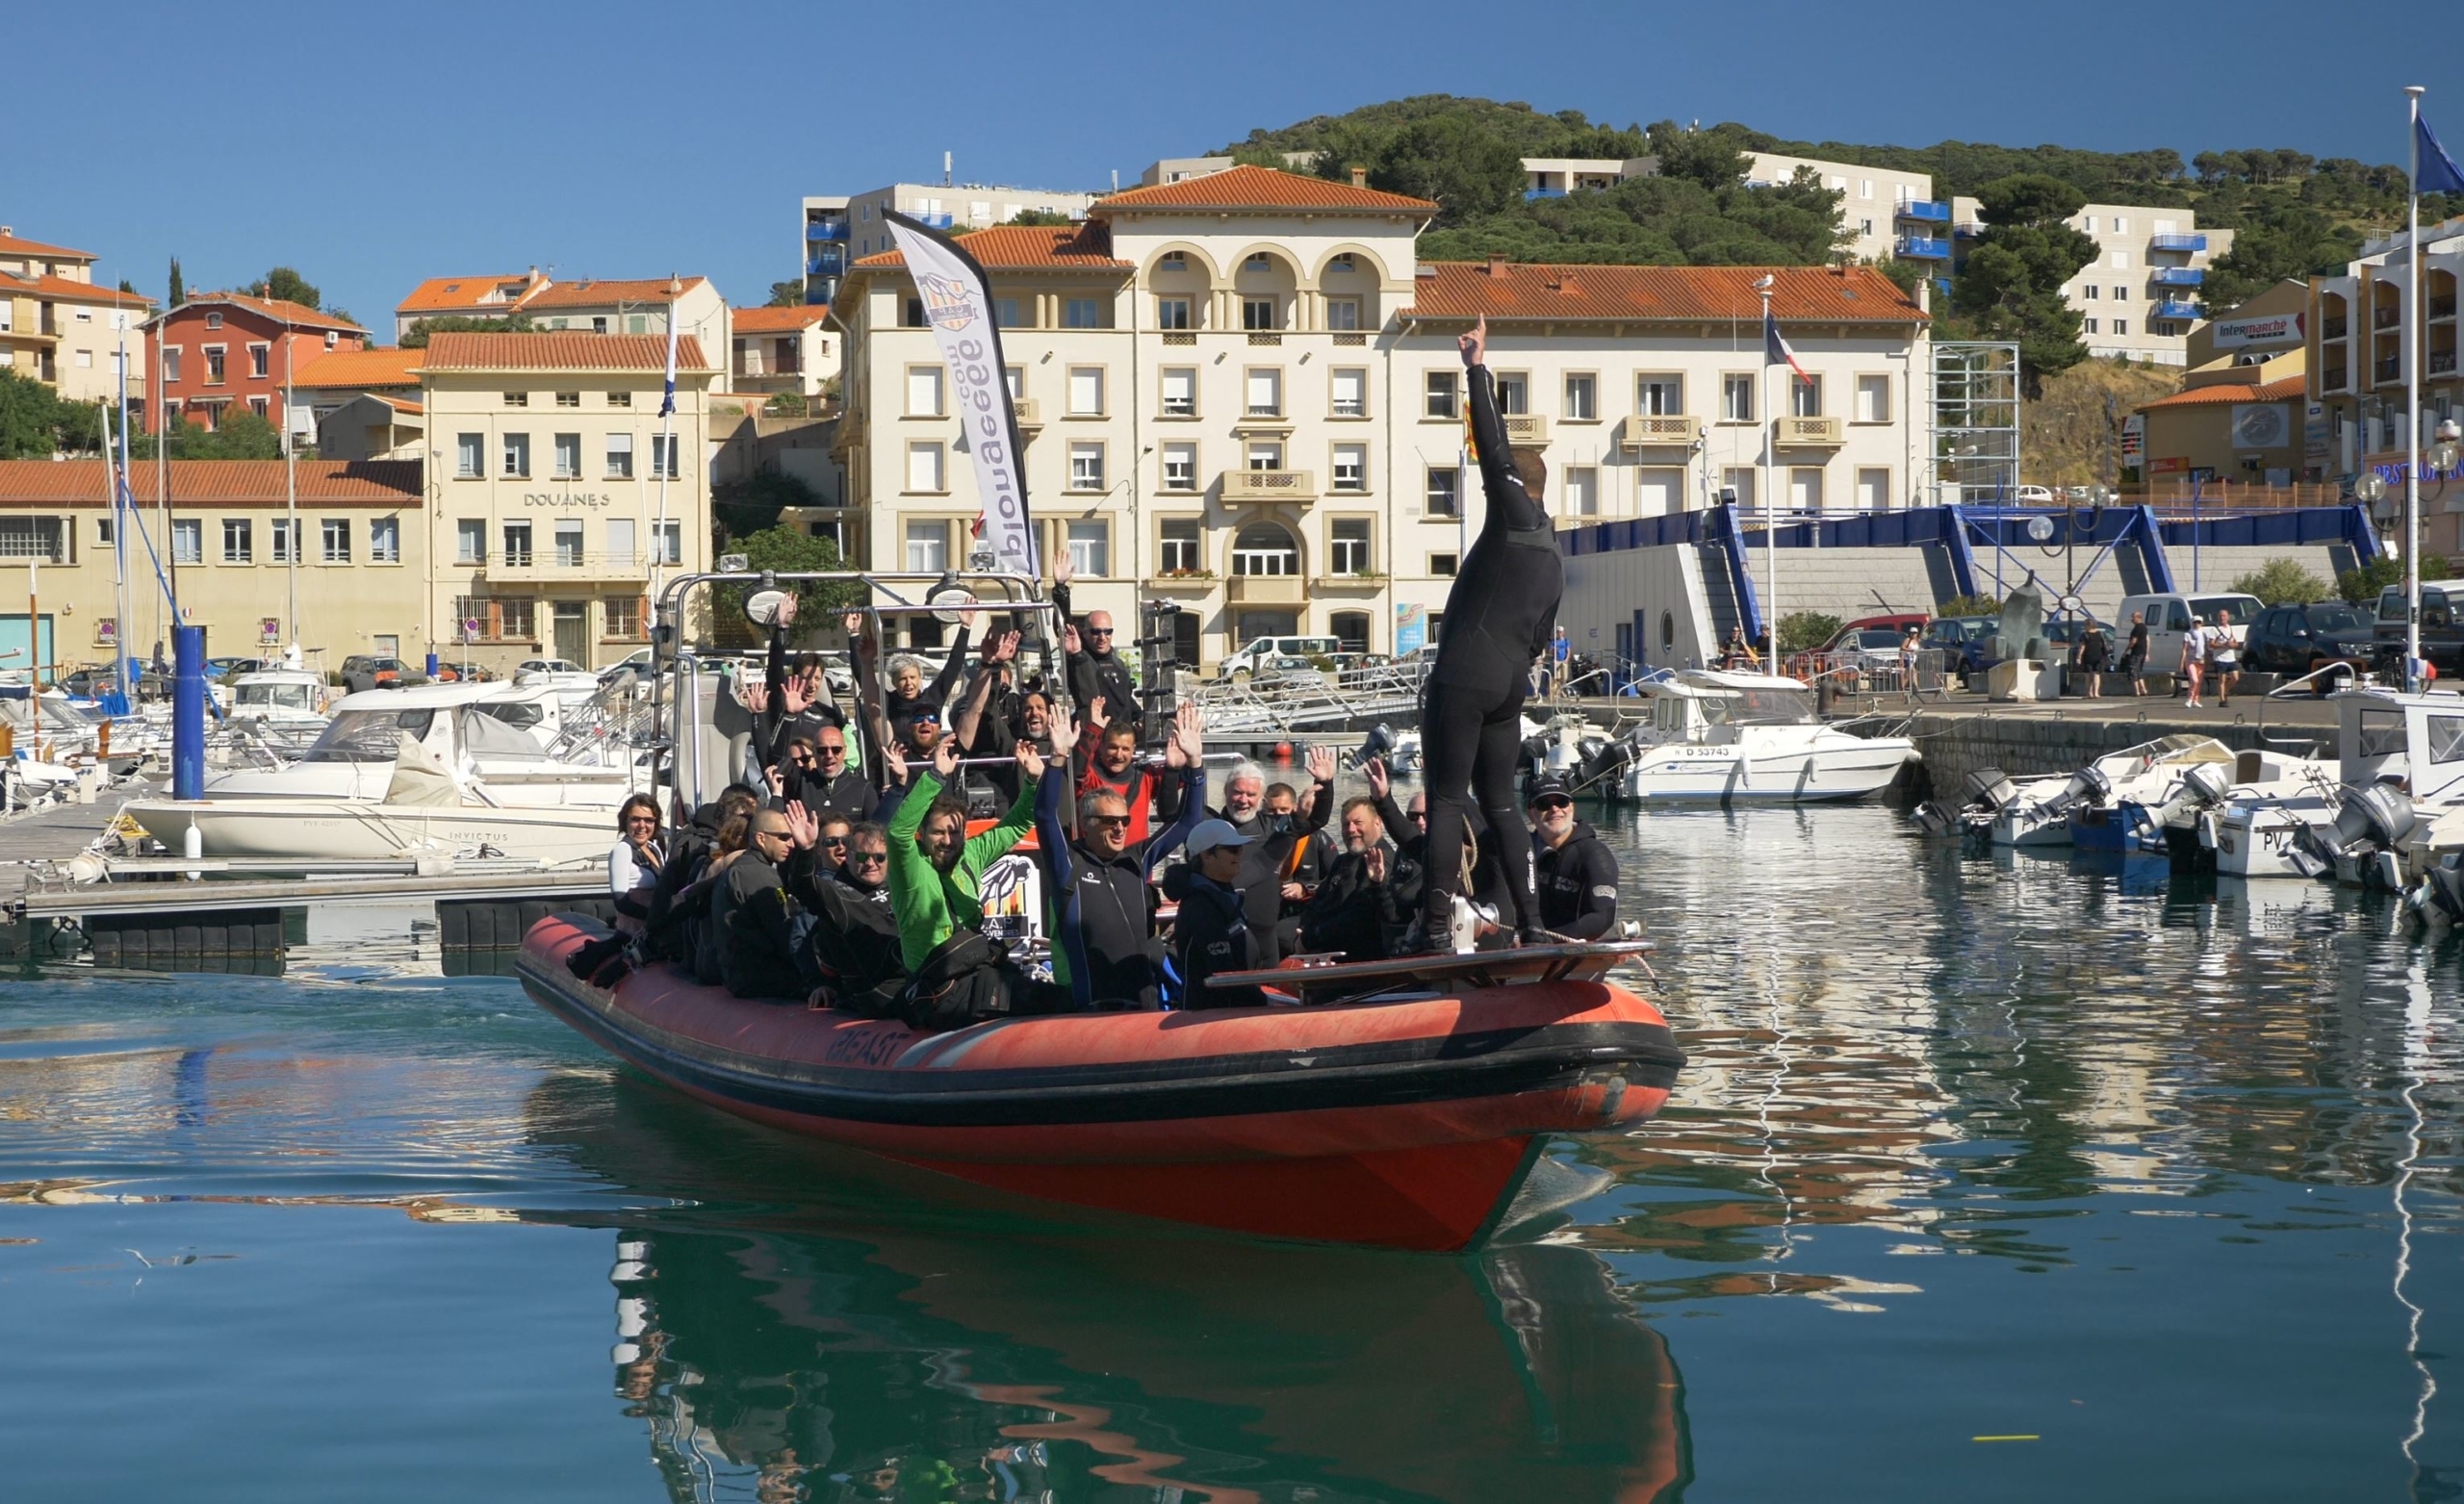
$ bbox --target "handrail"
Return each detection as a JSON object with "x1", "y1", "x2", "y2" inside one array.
[{"x1": 2266, "y1": 662, "x2": 2366, "y2": 698}]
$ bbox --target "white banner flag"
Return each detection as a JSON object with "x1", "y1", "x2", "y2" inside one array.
[{"x1": 883, "y1": 212, "x2": 1037, "y2": 576}]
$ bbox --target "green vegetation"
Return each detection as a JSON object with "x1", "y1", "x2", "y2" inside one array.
[
  {"x1": 999, "y1": 207, "x2": 1076, "y2": 227},
  {"x1": 766, "y1": 280, "x2": 806, "y2": 307},
  {"x1": 167, "y1": 256, "x2": 184, "y2": 307},
  {"x1": 1948, "y1": 176, "x2": 2101, "y2": 392},
  {"x1": 400, "y1": 313, "x2": 536, "y2": 347},
  {"x1": 2339, "y1": 554, "x2": 2452, "y2": 605},
  {"x1": 2231, "y1": 558, "x2": 2332, "y2": 605},
  {"x1": 246, "y1": 267, "x2": 322, "y2": 310},
  {"x1": 1937, "y1": 595, "x2": 2004, "y2": 618},
  {"x1": 714, "y1": 469, "x2": 821, "y2": 539},
  {"x1": 1777, "y1": 611, "x2": 1842, "y2": 653},
  {"x1": 710, "y1": 524, "x2": 864, "y2": 632}
]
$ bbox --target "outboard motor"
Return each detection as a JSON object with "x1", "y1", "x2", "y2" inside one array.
[
  {"x1": 1963, "y1": 767, "x2": 2021, "y2": 813},
  {"x1": 1356, "y1": 722, "x2": 1397, "y2": 770},
  {"x1": 2143, "y1": 761, "x2": 2237, "y2": 873},
  {"x1": 2324, "y1": 783, "x2": 2417, "y2": 889},
  {"x1": 1914, "y1": 765, "x2": 2020, "y2": 837},
  {"x1": 2404, "y1": 856, "x2": 2464, "y2": 928}
]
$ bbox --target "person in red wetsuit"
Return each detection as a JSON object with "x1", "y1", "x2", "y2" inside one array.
[{"x1": 1071, "y1": 695, "x2": 1184, "y2": 844}]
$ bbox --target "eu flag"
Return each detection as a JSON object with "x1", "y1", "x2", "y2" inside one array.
[{"x1": 2422, "y1": 113, "x2": 2464, "y2": 197}]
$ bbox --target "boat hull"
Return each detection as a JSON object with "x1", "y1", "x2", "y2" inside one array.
[
  {"x1": 124, "y1": 797, "x2": 620, "y2": 864},
  {"x1": 1612, "y1": 737, "x2": 1914, "y2": 803},
  {"x1": 517, "y1": 917, "x2": 1683, "y2": 1251}
]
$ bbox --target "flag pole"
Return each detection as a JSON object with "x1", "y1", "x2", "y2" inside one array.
[
  {"x1": 652, "y1": 275, "x2": 681, "y2": 636},
  {"x1": 1759, "y1": 278, "x2": 1776, "y2": 654},
  {"x1": 2406, "y1": 85, "x2": 2426, "y2": 690}
]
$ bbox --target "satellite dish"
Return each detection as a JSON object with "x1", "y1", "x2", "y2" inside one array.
[
  {"x1": 743, "y1": 589, "x2": 792, "y2": 628},
  {"x1": 2026, "y1": 515, "x2": 2056, "y2": 543}
]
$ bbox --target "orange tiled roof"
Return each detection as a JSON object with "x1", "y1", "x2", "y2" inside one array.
[
  {"x1": 396, "y1": 273, "x2": 541, "y2": 316},
  {"x1": 2137, "y1": 374, "x2": 2307, "y2": 411},
  {"x1": 291, "y1": 346, "x2": 423, "y2": 389},
  {"x1": 1406, "y1": 262, "x2": 1926, "y2": 323},
  {"x1": 0, "y1": 232, "x2": 96, "y2": 262},
  {"x1": 417, "y1": 331, "x2": 714, "y2": 372},
  {"x1": 153, "y1": 293, "x2": 367, "y2": 333},
  {"x1": 0, "y1": 270, "x2": 153, "y2": 308},
  {"x1": 851, "y1": 222, "x2": 1127, "y2": 271},
  {"x1": 523, "y1": 275, "x2": 709, "y2": 309},
  {"x1": 0, "y1": 460, "x2": 422, "y2": 507},
  {"x1": 374, "y1": 395, "x2": 424, "y2": 414},
  {"x1": 1094, "y1": 165, "x2": 1437, "y2": 216},
  {"x1": 730, "y1": 304, "x2": 832, "y2": 331}
]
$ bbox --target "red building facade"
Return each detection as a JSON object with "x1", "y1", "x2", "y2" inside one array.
[{"x1": 144, "y1": 293, "x2": 368, "y2": 435}]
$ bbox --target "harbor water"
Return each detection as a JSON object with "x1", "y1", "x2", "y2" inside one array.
[{"x1": 3, "y1": 800, "x2": 2459, "y2": 1501}]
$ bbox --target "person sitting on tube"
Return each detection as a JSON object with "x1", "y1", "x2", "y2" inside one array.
[{"x1": 1173, "y1": 819, "x2": 1268, "y2": 1010}]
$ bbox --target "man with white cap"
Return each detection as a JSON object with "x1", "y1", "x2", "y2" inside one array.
[{"x1": 1172, "y1": 817, "x2": 1267, "y2": 1009}]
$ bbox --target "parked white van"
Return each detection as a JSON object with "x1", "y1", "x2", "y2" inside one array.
[
  {"x1": 1220, "y1": 635, "x2": 1343, "y2": 681},
  {"x1": 2117, "y1": 591, "x2": 2264, "y2": 674}
]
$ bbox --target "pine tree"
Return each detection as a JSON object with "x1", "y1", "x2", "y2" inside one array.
[{"x1": 167, "y1": 257, "x2": 184, "y2": 306}]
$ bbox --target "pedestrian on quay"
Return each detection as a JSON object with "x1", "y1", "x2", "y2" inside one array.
[
  {"x1": 2122, "y1": 611, "x2": 2149, "y2": 697},
  {"x1": 2182, "y1": 616, "x2": 2209, "y2": 708},
  {"x1": 2210, "y1": 607, "x2": 2241, "y2": 707},
  {"x1": 2076, "y1": 620, "x2": 2110, "y2": 700}
]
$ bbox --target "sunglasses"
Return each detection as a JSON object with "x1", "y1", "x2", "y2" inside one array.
[
  {"x1": 1533, "y1": 799, "x2": 1573, "y2": 813},
  {"x1": 851, "y1": 851, "x2": 887, "y2": 865},
  {"x1": 1088, "y1": 627, "x2": 1115, "y2": 639},
  {"x1": 1087, "y1": 813, "x2": 1130, "y2": 829},
  {"x1": 817, "y1": 745, "x2": 845, "y2": 756},
  {"x1": 790, "y1": 754, "x2": 815, "y2": 767},
  {"x1": 821, "y1": 833, "x2": 849, "y2": 848}
]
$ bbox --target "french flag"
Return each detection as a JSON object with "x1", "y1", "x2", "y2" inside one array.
[{"x1": 1763, "y1": 307, "x2": 1809, "y2": 382}]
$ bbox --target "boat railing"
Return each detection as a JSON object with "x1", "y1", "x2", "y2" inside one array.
[{"x1": 2265, "y1": 662, "x2": 2366, "y2": 699}]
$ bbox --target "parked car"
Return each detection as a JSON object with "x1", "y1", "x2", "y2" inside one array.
[
  {"x1": 1921, "y1": 615, "x2": 2002, "y2": 680},
  {"x1": 2243, "y1": 601, "x2": 2378, "y2": 690},
  {"x1": 340, "y1": 654, "x2": 408, "y2": 693},
  {"x1": 1221, "y1": 634, "x2": 1344, "y2": 682},
  {"x1": 598, "y1": 647, "x2": 654, "y2": 686},
  {"x1": 2373, "y1": 585, "x2": 2464, "y2": 677}
]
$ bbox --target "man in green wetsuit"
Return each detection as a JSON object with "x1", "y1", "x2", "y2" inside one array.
[{"x1": 886, "y1": 735, "x2": 1049, "y2": 975}]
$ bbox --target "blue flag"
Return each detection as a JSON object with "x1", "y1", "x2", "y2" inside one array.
[{"x1": 2422, "y1": 113, "x2": 2464, "y2": 197}]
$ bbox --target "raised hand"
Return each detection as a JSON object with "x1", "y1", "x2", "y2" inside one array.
[
  {"x1": 740, "y1": 681, "x2": 771, "y2": 715},
  {"x1": 1017, "y1": 739, "x2": 1046, "y2": 780},
  {"x1": 1063, "y1": 623, "x2": 1082, "y2": 655},
  {"x1": 784, "y1": 801, "x2": 818, "y2": 850},
  {"x1": 841, "y1": 610, "x2": 865, "y2": 640},
  {"x1": 762, "y1": 762, "x2": 784, "y2": 796},
  {"x1": 883, "y1": 740, "x2": 909, "y2": 785},
  {"x1": 777, "y1": 594, "x2": 798, "y2": 627},
  {"x1": 781, "y1": 677, "x2": 813, "y2": 716},
  {"x1": 1457, "y1": 313, "x2": 1487, "y2": 370},
  {"x1": 1053, "y1": 550, "x2": 1073, "y2": 587},
  {"x1": 1364, "y1": 756, "x2": 1389, "y2": 800},
  {"x1": 959, "y1": 606, "x2": 984, "y2": 634},
  {"x1": 988, "y1": 630, "x2": 1021, "y2": 665},
  {"x1": 1083, "y1": 696, "x2": 1108, "y2": 732},
  {"x1": 932, "y1": 738, "x2": 961, "y2": 781},
  {"x1": 1365, "y1": 844, "x2": 1388, "y2": 885},
  {"x1": 1306, "y1": 744, "x2": 1337, "y2": 783}
]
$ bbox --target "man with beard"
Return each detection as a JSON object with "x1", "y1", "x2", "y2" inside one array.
[
  {"x1": 886, "y1": 737, "x2": 1047, "y2": 976},
  {"x1": 1037, "y1": 701, "x2": 1205, "y2": 1010},
  {"x1": 1071, "y1": 695, "x2": 1186, "y2": 843},
  {"x1": 1163, "y1": 748, "x2": 1336, "y2": 967},
  {"x1": 1297, "y1": 797, "x2": 1419, "y2": 962},
  {"x1": 1525, "y1": 775, "x2": 1619, "y2": 941}
]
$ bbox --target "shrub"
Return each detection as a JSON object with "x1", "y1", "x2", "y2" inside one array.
[
  {"x1": 1777, "y1": 611, "x2": 1842, "y2": 653},
  {"x1": 2338, "y1": 554, "x2": 2451, "y2": 605},
  {"x1": 1936, "y1": 594, "x2": 2003, "y2": 617},
  {"x1": 2231, "y1": 557, "x2": 2331, "y2": 605}
]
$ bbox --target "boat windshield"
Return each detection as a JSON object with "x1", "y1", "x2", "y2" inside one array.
[
  {"x1": 459, "y1": 706, "x2": 549, "y2": 758},
  {"x1": 235, "y1": 681, "x2": 315, "y2": 712},
  {"x1": 1700, "y1": 687, "x2": 1816, "y2": 726},
  {"x1": 301, "y1": 707, "x2": 434, "y2": 762}
]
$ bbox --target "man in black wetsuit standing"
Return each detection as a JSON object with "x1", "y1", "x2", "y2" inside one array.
[{"x1": 1416, "y1": 314, "x2": 1562, "y2": 950}]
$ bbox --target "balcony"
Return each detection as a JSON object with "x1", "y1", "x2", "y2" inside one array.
[
  {"x1": 1227, "y1": 573, "x2": 1306, "y2": 606},
  {"x1": 910, "y1": 212, "x2": 954, "y2": 229},
  {"x1": 1501, "y1": 413, "x2": 1550, "y2": 444},
  {"x1": 1525, "y1": 188, "x2": 1567, "y2": 200},
  {"x1": 1311, "y1": 571, "x2": 1386, "y2": 593},
  {"x1": 1953, "y1": 219, "x2": 1988, "y2": 239},
  {"x1": 2377, "y1": 357, "x2": 2403, "y2": 385},
  {"x1": 2151, "y1": 233, "x2": 2207, "y2": 254},
  {"x1": 2324, "y1": 319, "x2": 2349, "y2": 340},
  {"x1": 1894, "y1": 236, "x2": 1950, "y2": 260},
  {"x1": 2435, "y1": 296, "x2": 2459, "y2": 319},
  {"x1": 1221, "y1": 469, "x2": 1316, "y2": 503},
  {"x1": 2376, "y1": 305, "x2": 2402, "y2": 329},
  {"x1": 806, "y1": 251, "x2": 844, "y2": 276},
  {"x1": 1012, "y1": 396, "x2": 1040, "y2": 431},
  {"x1": 2434, "y1": 350, "x2": 2459, "y2": 375},
  {"x1": 1615, "y1": 414, "x2": 1699, "y2": 449},
  {"x1": 2323, "y1": 365, "x2": 2349, "y2": 393},
  {"x1": 1776, "y1": 416, "x2": 1843, "y2": 446},
  {"x1": 484, "y1": 550, "x2": 649, "y2": 584},
  {"x1": 2155, "y1": 299, "x2": 2203, "y2": 321},
  {"x1": 1895, "y1": 199, "x2": 1951, "y2": 222},
  {"x1": 2151, "y1": 267, "x2": 2205, "y2": 288},
  {"x1": 805, "y1": 221, "x2": 849, "y2": 242}
]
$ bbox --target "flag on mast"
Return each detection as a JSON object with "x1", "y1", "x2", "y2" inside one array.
[
  {"x1": 657, "y1": 307, "x2": 679, "y2": 418},
  {"x1": 2420, "y1": 113, "x2": 2464, "y2": 196},
  {"x1": 1762, "y1": 305, "x2": 1810, "y2": 382},
  {"x1": 882, "y1": 211, "x2": 1037, "y2": 575}
]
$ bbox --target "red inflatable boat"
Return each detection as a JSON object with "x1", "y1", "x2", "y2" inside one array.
[{"x1": 517, "y1": 916, "x2": 1683, "y2": 1251}]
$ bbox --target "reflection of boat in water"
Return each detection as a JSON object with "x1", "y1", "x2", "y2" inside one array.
[
  {"x1": 520, "y1": 916, "x2": 1683, "y2": 1252},
  {"x1": 525, "y1": 1072, "x2": 1693, "y2": 1504}
]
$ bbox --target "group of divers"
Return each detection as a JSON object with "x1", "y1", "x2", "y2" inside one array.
[{"x1": 570, "y1": 321, "x2": 1614, "y2": 1029}]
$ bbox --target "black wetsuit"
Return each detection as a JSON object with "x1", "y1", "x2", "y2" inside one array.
[
  {"x1": 1421, "y1": 362, "x2": 1562, "y2": 935},
  {"x1": 1533, "y1": 821, "x2": 1618, "y2": 940}
]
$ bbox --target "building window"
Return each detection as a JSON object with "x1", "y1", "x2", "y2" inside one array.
[
  {"x1": 1324, "y1": 297, "x2": 1361, "y2": 331},
  {"x1": 204, "y1": 346, "x2": 226, "y2": 383},
  {"x1": 321, "y1": 518, "x2": 351, "y2": 563},
  {"x1": 605, "y1": 518, "x2": 636, "y2": 568},
  {"x1": 1721, "y1": 468, "x2": 1757, "y2": 508},
  {"x1": 1242, "y1": 296, "x2": 1278, "y2": 331},
  {"x1": 2110, "y1": 251, "x2": 2129, "y2": 269},
  {"x1": 1158, "y1": 518, "x2": 1201, "y2": 574},
  {"x1": 2113, "y1": 319, "x2": 2129, "y2": 337},
  {"x1": 1067, "y1": 366, "x2": 1104, "y2": 416},
  {"x1": 626, "y1": 315, "x2": 647, "y2": 335},
  {"x1": 604, "y1": 432, "x2": 633, "y2": 478},
  {"x1": 1564, "y1": 466, "x2": 1600, "y2": 517},
  {"x1": 2084, "y1": 318, "x2": 2099, "y2": 335},
  {"x1": 1245, "y1": 368, "x2": 1281, "y2": 417},
  {"x1": 1156, "y1": 296, "x2": 1192, "y2": 330},
  {"x1": 503, "y1": 522, "x2": 533, "y2": 568},
  {"x1": 500, "y1": 597, "x2": 537, "y2": 640},
  {"x1": 456, "y1": 519, "x2": 485, "y2": 564},
  {"x1": 161, "y1": 347, "x2": 180, "y2": 383},
  {"x1": 1329, "y1": 517, "x2": 1373, "y2": 575},
  {"x1": 204, "y1": 312, "x2": 222, "y2": 329},
  {"x1": 95, "y1": 516, "x2": 112, "y2": 546},
  {"x1": 1857, "y1": 467, "x2": 1892, "y2": 511},
  {"x1": 2081, "y1": 284, "x2": 2099, "y2": 300},
  {"x1": 1245, "y1": 254, "x2": 1271, "y2": 273},
  {"x1": 905, "y1": 520, "x2": 947, "y2": 573},
  {"x1": 1063, "y1": 297, "x2": 1106, "y2": 328},
  {"x1": 552, "y1": 433, "x2": 582, "y2": 479},
  {"x1": 248, "y1": 344, "x2": 270, "y2": 379},
  {"x1": 995, "y1": 297, "x2": 1023, "y2": 328},
  {"x1": 1494, "y1": 372, "x2": 1528, "y2": 415},
  {"x1": 1721, "y1": 374, "x2": 1756, "y2": 422},
  {"x1": 907, "y1": 366, "x2": 945, "y2": 416},
  {"x1": 1245, "y1": 440, "x2": 1284, "y2": 472},
  {"x1": 654, "y1": 520, "x2": 680, "y2": 565},
  {"x1": 1066, "y1": 519, "x2": 1109, "y2": 576},
  {"x1": 1161, "y1": 442, "x2": 1196, "y2": 491},
  {"x1": 221, "y1": 518, "x2": 252, "y2": 564},
  {"x1": 2113, "y1": 286, "x2": 2129, "y2": 301},
  {"x1": 1564, "y1": 372, "x2": 1597, "y2": 421},
  {"x1": 500, "y1": 432, "x2": 529, "y2": 477},
  {"x1": 504, "y1": 391, "x2": 528, "y2": 407},
  {"x1": 1425, "y1": 466, "x2": 1460, "y2": 519},
  {"x1": 1068, "y1": 442, "x2": 1105, "y2": 492},
  {"x1": 1331, "y1": 443, "x2": 1366, "y2": 492},
  {"x1": 1790, "y1": 374, "x2": 1822, "y2": 418},
  {"x1": 608, "y1": 391, "x2": 631, "y2": 408},
  {"x1": 1429, "y1": 552, "x2": 1458, "y2": 577},
  {"x1": 1232, "y1": 522, "x2": 1298, "y2": 575},
  {"x1": 368, "y1": 516, "x2": 398, "y2": 564},
  {"x1": 554, "y1": 520, "x2": 585, "y2": 568},
  {"x1": 906, "y1": 441, "x2": 946, "y2": 493},
  {"x1": 269, "y1": 518, "x2": 294, "y2": 563},
  {"x1": 556, "y1": 391, "x2": 580, "y2": 408},
  {"x1": 650, "y1": 436, "x2": 680, "y2": 479},
  {"x1": 1638, "y1": 375, "x2": 1683, "y2": 415},
  {"x1": 1160, "y1": 367, "x2": 1196, "y2": 418},
  {"x1": 604, "y1": 595, "x2": 642, "y2": 638},
  {"x1": 1854, "y1": 373, "x2": 1890, "y2": 423},
  {"x1": 1425, "y1": 370, "x2": 1459, "y2": 419},
  {"x1": 1330, "y1": 367, "x2": 1366, "y2": 418},
  {"x1": 248, "y1": 396, "x2": 269, "y2": 419},
  {"x1": 903, "y1": 298, "x2": 926, "y2": 328},
  {"x1": 167, "y1": 519, "x2": 200, "y2": 565}
]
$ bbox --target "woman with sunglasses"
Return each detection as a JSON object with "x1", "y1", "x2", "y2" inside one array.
[{"x1": 608, "y1": 795, "x2": 666, "y2": 938}]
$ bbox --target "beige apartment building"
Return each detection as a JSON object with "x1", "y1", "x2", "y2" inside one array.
[
  {"x1": 1748, "y1": 153, "x2": 1944, "y2": 265},
  {"x1": 832, "y1": 165, "x2": 1926, "y2": 663},
  {"x1": 2307, "y1": 213, "x2": 2464, "y2": 548},
  {"x1": 0, "y1": 227, "x2": 154, "y2": 413},
  {"x1": 0, "y1": 460, "x2": 424, "y2": 670},
  {"x1": 1945, "y1": 196, "x2": 2230, "y2": 366},
  {"x1": 727, "y1": 304, "x2": 836, "y2": 397},
  {"x1": 418, "y1": 332, "x2": 717, "y2": 672}
]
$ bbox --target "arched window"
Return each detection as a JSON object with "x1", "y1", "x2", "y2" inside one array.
[{"x1": 1232, "y1": 522, "x2": 1298, "y2": 576}]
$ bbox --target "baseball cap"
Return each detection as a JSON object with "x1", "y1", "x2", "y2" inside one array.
[
  {"x1": 1185, "y1": 818, "x2": 1251, "y2": 857},
  {"x1": 1525, "y1": 775, "x2": 1575, "y2": 808}
]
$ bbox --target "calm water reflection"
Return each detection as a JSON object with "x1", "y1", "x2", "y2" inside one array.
[{"x1": 0, "y1": 802, "x2": 2457, "y2": 1501}]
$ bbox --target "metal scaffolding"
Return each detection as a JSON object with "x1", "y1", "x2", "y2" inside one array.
[{"x1": 1929, "y1": 342, "x2": 2022, "y2": 504}]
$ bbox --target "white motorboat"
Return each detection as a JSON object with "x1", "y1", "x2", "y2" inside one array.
[
  {"x1": 223, "y1": 668, "x2": 329, "y2": 729},
  {"x1": 2216, "y1": 689, "x2": 2464, "y2": 880},
  {"x1": 191, "y1": 681, "x2": 636, "y2": 804},
  {"x1": 1988, "y1": 734, "x2": 2243, "y2": 848},
  {"x1": 1568, "y1": 671, "x2": 1915, "y2": 803}
]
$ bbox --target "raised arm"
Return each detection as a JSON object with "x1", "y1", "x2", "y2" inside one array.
[{"x1": 1460, "y1": 316, "x2": 1545, "y2": 535}]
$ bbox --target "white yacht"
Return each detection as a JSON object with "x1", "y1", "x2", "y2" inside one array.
[
  {"x1": 1579, "y1": 671, "x2": 1916, "y2": 803},
  {"x1": 186, "y1": 681, "x2": 633, "y2": 803}
]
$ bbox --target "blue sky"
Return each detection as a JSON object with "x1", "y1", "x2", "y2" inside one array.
[{"x1": 12, "y1": 0, "x2": 2457, "y2": 332}]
